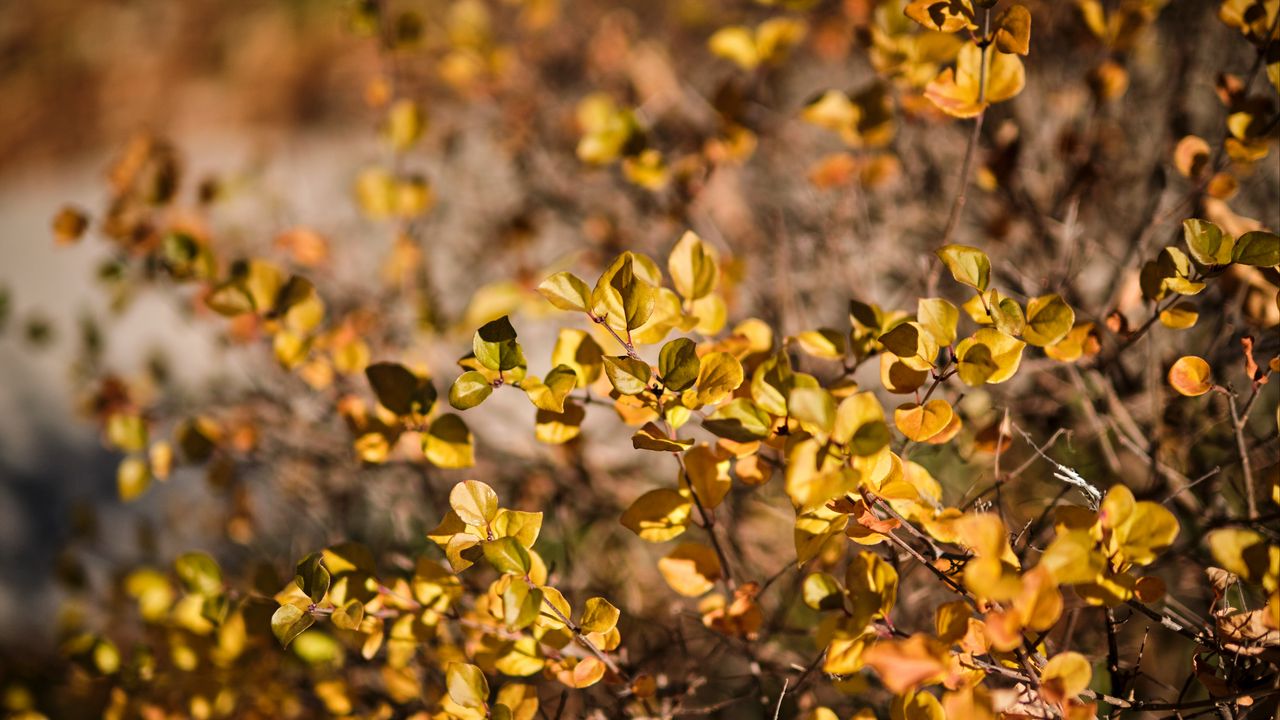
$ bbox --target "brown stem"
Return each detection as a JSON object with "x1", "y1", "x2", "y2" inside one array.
[{"x1": 1226, "y1": 392, "x2": 1258, "y2": 520}]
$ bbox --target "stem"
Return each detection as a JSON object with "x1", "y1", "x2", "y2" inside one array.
[
  {"x1": 938, "y1": 8, "x2": 993, "y2": 249},
  {"x1": 531, "y1": 583, "x2": 628, "y2": 680},
  {"x1": 1226, "y1": 392, "x2": 1258, "y2": 520},
  {"x1": 677, "y1": 453, "x2": 737, "y2": 591}
]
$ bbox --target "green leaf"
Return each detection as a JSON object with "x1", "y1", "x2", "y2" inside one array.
[
  {"x1": 449, "y1": 370, "x2": 494, "y2": 410},
  {"x1": 990, "y1": 292, "x2": 1025, "y2": 337},
  {"x1": 473, "y1": 315, "x2": 526, "y2": 372},
  {"x1": 331, "y1": 599, "x2": 365, "y2": 630},
  {"x1": 832, "y1": 392, "x2": 890, "y2": 456},
  {"x1": 366, "y1": 362, "x2": 437, "y2": 415},
  {"x1": 936, "y1": 244, "x2": 991, "y2": 291},
  {"x1": 271, "y1": 604, "x2": 315, "y2": 648},
  {"x1": 502, "y1": 582, "x2": 544, "y2": 630},
  {"x1": 613, "y1": 257, "x2": 657, "y2": 330},
  {"x1": 450, "y1": 480, "x2": 499, "y2": 527},
  {"x1": 484, "y1": 537, "x2": 532, "y2": 576},
  {"x1": 447, "y1": 662, "x2": 490, "y2": 710},
  {"x1": 174, "y1": 552, "x2": 222, "y2": 596},
  {"x1": 1183, "y1": 219, "x2": 1234, "y2": 266},
  {"x1": 658, "y1": 337, "x2": 700, "y2": 392},
  {"x1": 878, "y1": 322, "x2": 939, "y2": 371},
  {"x1": 1232, "y1": 230, "x2": 1279, "y2": 267},
  {"x1": 294, "y1": 552, "x2": 331, "y2": 604},
  {"x1": 750, "y1": 352, "x2": 794, "y2": 417},
  {"x1": 1023, "y1": 294, "x2": 1075, "y2": 347},
  {"x1": 668, "y1": 230, "x2": 719, "y2": 301},
  {"x1": 703, "y1": 398, "x2": 772, "y2": 441},
  {"x1": 492, "y1": 509, "x2": 543, "y2": 548},
  {"x1": 592, "y1": 253, "x2": 658, "y2": 332},
  {"x1": 604, "y1": 356, "x2": 652, "y2": 395},
  {"x1": 538, "y1": 271, "x2": 592, "y2": 312}
]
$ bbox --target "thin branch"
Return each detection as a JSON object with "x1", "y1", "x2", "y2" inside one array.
[{"x1": 1226, "y1": 392, "x2": 1258, "y2": 520}]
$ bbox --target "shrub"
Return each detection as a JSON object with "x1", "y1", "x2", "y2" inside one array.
[{"x1": 6, "y1": 0, "x2": 1279, "y2": 718}]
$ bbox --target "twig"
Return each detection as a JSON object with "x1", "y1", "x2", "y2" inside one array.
[
  {"x1": 677, "y1": 454, "x2": 737, "y2": 591},
  {"x1": 1012, "y1": 425, "x2": 1102, "y2": 509},
  {"x1": 1226, "y1": 392, "x2": 1258, "y2": 520},
  {"x1": 1162, "y1": 466, "x2": 1220, "y2": 506},
  {"x1": 772, "y1": 678, "x2": 789, "y2": 720}
]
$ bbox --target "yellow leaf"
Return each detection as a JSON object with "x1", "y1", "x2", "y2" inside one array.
[
  {"x1": 1207, "y1": 529, "x2": 1272, "y2": 585},
  {"x1": 1015, "y1": 565, "x2": 1063, "y2": 632},
  {"x1": 708, "y1": 26, "x2": 758, "y2": 69},
  {"x1": 956, "y1": 328, "x2": 1025, "y2": 386},
  {"x1": 917, "y1": 297, "x2": 959, "y2": 346},
  {"x1": 879, "y1": 321, "x2": 939, "y2": 371},
  {"x1": 845, "y1": 551, "x2": 898, "y2": 629},
  {"x1": 424, "y1": 414, "x2": 474, "y2": 468},
  {"x1": 1041, "y1": 651, "x2": 1092, "y2": 706},
  {"x1": 450, "y1": 480, "x2": 499, "y2": 527},
  {"x1": 905, "y1": 0, "x2": 976, "y2": 32},
  {"x1": 935, "y1": 244, "x2": 991, "y2": 291},
  {"x1": 658, "y1": 543, "x2": 722, "y2": 596},
  {"x1": 833, "y1": 391, "x2": 891, "y2": 456},
  {"x1": 861, "y1": 634, "x2": 948, "y2": 694},
  {"x1": 621, "y1": 489, "x2": 692, "y2": 542},
  {"x1": 117, "y1": 457, "x2": 151, "y2": 501},
  {"x1": 786, "y1": 436, "x2": 856, "y2": 510},
  {"x1": 789, "y1": 387, "x2": 837, "y2": 439},
  {"x1": 669, "y1": 230, "x2": 719, "y2": 301},
  {"x1": 880, "y1": 352, "x2": 929, "y2": 394},
  {"x1": 894, "y1": 399, "x2": 954, "y2": 442},
  {"x1": 632, "y1": 422, "x2": 693, "y2": 452},
  {"x1": 926, "y1": 42, "x2": 1025, "y2": 118},
  {"x1": 538, "y1": 272, "x2": 592, "y2": 312},
  {"x1": 579, "y1": 597, "x2": 620, "y2": 634},
  {"x1": 1158, "y1": 302, "x2": 1199, "y2": 330},
  {"x1": 535, "y1": 402, "x2": 585, "y2": 445},
  {"x1": 994, "y1": 4, "x2": 1031, "y2": 56},
  {"x1": 795, "y1": 506, "x2": 849, "y2": 564},
  {"x1": 695, "y1": 352, "x2": 745, "y2": 406},
  {"x1": 1174, "y1": 135, "x2": 1211, "y2": 178},
  {"x1": 1168, "y1": 355, "x2": 1212, "y2": 396},
  {"x1": 684, "y1": 444, "x2": 732, "y2": 509},
  {"x1": 1023, "y1": 294, "x2": 1075, "y2": 347},
  {"x1": 551, "y1": 329, "x2": 604, "y2": 387},
  {"x1": 795, "y1": 328, "x2": 847, "y2": 360},
  {"x1": 1040, "y1": 529, "x2": 1105, "y2": 585}
]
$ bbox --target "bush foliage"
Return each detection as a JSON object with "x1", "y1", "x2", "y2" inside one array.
[{"x1": 7, "y1": 0, "x2": 1280, "y2": 718}]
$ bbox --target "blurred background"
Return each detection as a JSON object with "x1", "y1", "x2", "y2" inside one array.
[{"x1": 0, "y1": 0, "x2": 372, "y2": 651}]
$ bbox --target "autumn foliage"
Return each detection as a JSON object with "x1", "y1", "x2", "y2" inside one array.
[{"x1": 6, "y1": 0, "x2": 1280, "y2": 719}]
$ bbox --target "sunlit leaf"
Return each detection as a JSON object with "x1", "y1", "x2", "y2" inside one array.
[{"x1": 1168, "y1": 355, "x2": 1212, "y2": 397}]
